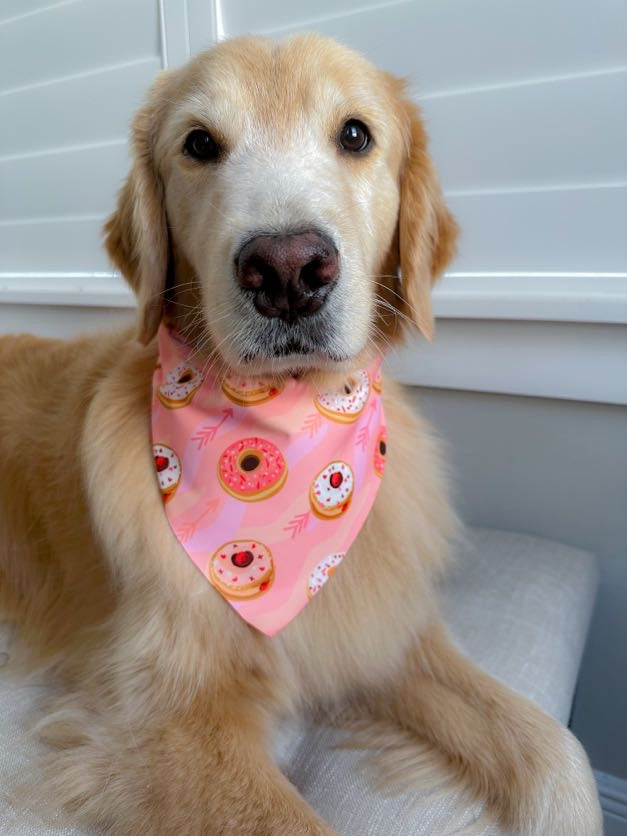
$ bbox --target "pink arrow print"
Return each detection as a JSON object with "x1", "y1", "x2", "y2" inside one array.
[
  {"x1": 283, "y1": 511, "x2": 310, "y2": 539},
  {"x1": 301, "y1": 412, "x2": 323, "y2": 438},
  {"x1": 356, "y1": 400, "x2": 377, "y2": 452},
  {"x1": 173, "y1": 498, "x2": 221, "y2": 543},
  {"x1": 191, "y1": 407, "x2": 234, "y2": 449},
  {"x1": 174, "y1": 522, "x2": 196, "y2": 544}
]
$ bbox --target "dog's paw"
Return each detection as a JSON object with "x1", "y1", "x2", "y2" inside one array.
[{"x1": 508, "y1": 726, "x2": 602, "y2": 836}]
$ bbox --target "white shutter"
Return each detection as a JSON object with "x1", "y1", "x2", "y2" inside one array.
[
  {"x1": 219, "y1": 0, "x2": 627, "y2": 325},
  {"x1": 0, "y1": 0, "x2": 163, "y2": 306}
]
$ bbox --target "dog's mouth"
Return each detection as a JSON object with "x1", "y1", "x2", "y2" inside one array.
[
  {"x1": 239, "y1": 336, "x2": 350, "y2": 372},
  {"x1": 256, "y1": 338, "x2": 313, "y2": 358},
  {"x1": 210, "y1": 289, "x2": 359, "y2": 373}
]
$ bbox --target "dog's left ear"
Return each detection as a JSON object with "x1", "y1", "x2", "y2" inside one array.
[
  {"x1": 396, "y1": 99, "x2": 458, "y2": 340},
  {"x1": 103, "y1": 75, "x2": 171, "y2": 344}
]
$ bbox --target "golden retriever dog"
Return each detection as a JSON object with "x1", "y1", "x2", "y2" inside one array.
[{"x1": 0, "y1": 35, "x2": 601, "y2": 835}]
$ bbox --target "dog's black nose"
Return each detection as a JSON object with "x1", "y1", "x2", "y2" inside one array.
[{"x1": 236, "y1": 230, "x2": 339, "y2": 322}]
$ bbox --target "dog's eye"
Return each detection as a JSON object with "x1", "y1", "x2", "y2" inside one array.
[
  {"x1": 339, "y1": 120, "x2": 371, "y2": 153},
  {"x1": 183, "y1": 129, "x2": 220, "y2": 161}
]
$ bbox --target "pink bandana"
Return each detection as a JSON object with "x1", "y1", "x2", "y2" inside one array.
[{"x1": 151, "y1": 324, "x2": 386, "y2": 635}]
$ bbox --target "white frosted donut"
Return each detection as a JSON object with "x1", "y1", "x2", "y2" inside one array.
[
  {"x1": 153, "y1": 443, "x2": 181, "y2": 501},
  {"x1": 208, "y1": 540, "x2": 274, "y2": 600},
  {"x1": 309, "y1": 461, "x2": 354, "y2": 519},
  {"x1": 315, "y1": 370, "x2": 370, "y2": 423},
  {"x1": 307, "y1": 553, "x2": 344, "y2": 599},
  {"x1": 158, "y1": 361, "x2": 203, "y2": 408}
]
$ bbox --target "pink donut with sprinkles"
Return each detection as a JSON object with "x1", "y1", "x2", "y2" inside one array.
[
  {"x1": 309, "y1": 461, "x2": 354, "y2": 519},
  {"x1": 307, "y1": 553, "x2": 344, "y2": 599},
  {"x1": 217, "y1": 436, "x2": 287, "y2": 501},
  {"x1": 315, "y1": 370, "x2": 370, "y2": 423},
  {"x1": 208, "y1": 540, "x2": 274, "y2": 600},
  {"x1": 153, "y1": 443, "x2": 181, "y2": 502},
  {"x1": 158, "y1": 361, "x2": 203, "y2": 408},
  {"x1": 374, "y1": 426, "x2": 387, "y2": 478}
]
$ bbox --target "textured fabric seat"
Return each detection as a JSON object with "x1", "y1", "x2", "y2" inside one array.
[{"x1": 0, "y1": 527, "x2": 598, "y2": 835}]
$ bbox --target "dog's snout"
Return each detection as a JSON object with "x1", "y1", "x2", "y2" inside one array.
[{"x1": 236, "y1": 231, "x2": 339, "y2": 322}]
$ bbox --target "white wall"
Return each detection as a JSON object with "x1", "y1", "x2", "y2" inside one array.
[{"x1": 1, "y1": 0, "x2": 625, "y2": 781}]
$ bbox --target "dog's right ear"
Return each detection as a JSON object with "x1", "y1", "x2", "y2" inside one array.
[
  {"x1": 104, "y1": 76, "x2": 170, "y2": 344},
  {"x1": 396, "y1": 98, "x2": 458, "y2": 341}
]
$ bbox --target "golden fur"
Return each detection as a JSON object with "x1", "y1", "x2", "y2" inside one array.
[{"x1": 0, "y1": 35, "x2": 600, "y2": 835}]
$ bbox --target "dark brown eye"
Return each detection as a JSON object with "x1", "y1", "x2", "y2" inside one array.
[
  {"x1": 339, "y1": 119, "x2": 371, "y2": 153},
  {"x1": 183, "y1": 129, "x2": 219, "y2": 161}
]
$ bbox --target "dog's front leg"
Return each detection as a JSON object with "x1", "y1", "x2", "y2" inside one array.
[
  {"x1": 41, "y1": 688, "x2": 335, "y2": 836},
  {"x1": 370, "y1": 622, "x2": 601, "y2": 835}
]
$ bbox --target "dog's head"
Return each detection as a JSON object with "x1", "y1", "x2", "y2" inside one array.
[{"x1": 105, "y1": 35, "x2": 457, "y2": 375}]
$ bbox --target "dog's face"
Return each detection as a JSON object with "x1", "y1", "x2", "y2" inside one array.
[{"x1": 105, "y1": 35, "x2": 457, "y2": 375}]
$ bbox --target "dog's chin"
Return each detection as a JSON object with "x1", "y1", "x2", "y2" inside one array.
[
  {"x1": 206, "y1": 314, "x2": 369, "y2": 376},
  {"x1": 232, "y1": 345, "x2": 357, "y2": 377},
  {"x1": 212, "y1": 331, "x2": 371, "y2": 378}
]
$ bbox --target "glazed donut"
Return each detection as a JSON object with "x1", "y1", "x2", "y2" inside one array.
[
  {"x1": 315, "y1": 370, "x2": 370, "y2": 423},
  {"x1": 158, "y1": 361, "x2": 203, "y2": 408},
  {"x1": 307, "y1": 553, "x2": 344, "y2": 599},
  {"x1": 222, "y1": 374, "x2": 284, "y2": 406},
  {"x1": 208, "y1": 540, "x2": 274, "y2": 600},
  {"x1": 374, "y1": 426, "x2": 387, "y2": 478},
  {"x1": 153, "y1": 443, "x2": 181, "y2": 502},
  {"x1": 372, "y1": 369, "x2": 382, "y2": 394},
  {"x1": 309, "y1": 461, "x2": 354, "y2": 519},
  {"x1": 217, "y1": 436, "x2": 287, "y2": 501}
]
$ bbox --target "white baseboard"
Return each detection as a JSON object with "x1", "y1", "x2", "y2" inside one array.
[{"x1": 388, "y1": 319, "x2": 627, "y2": 406}]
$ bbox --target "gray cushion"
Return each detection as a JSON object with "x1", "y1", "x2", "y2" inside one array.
[{"x1": 0, "y1": 527, "x2": 598, "y2": 835}]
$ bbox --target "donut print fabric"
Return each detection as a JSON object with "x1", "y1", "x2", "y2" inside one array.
[
  {"x1": 374, "y1": 426, "x2": 387, "y2": 478},
  {"x1": 153, "y1": 443, "x2": 182, "y2": 502},
  {"x1": 158, "y1": 361, "x2": 203, "y2": 408},
  {"x1": 309, "y1": 461, "x2": 354, "y2": 518},
  {"x1": 307, "y1": 553, "x2": 344, "y2": 599},
  {"x1": 221, "y1": 374, "x2": 284, "y2": 406},
  {"x1": 218, "y1": 437, "x2": 287, "y2": 501},
  {"x1": 208, "y1": 540, "x2": 274, "y2": 599},
  {"x1": 315, "y1": 369, "x2": 370, "y2": 423},
  {"x1": 151, "y1": 324, "x2": 386, "y2": 636}
]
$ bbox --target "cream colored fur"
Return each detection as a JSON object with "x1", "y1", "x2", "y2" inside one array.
[{"x1": 0, "y1": 35, "x2": 600, "y2": 835}]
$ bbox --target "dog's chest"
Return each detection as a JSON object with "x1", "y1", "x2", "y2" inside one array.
[{"x1": 274, "y1": 536, "x2": 426, "y2": 702}]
